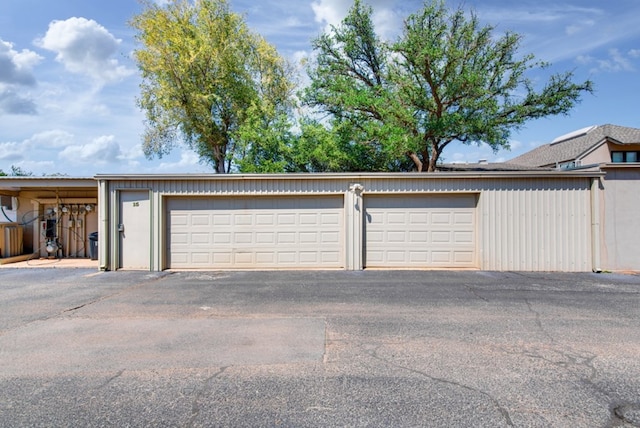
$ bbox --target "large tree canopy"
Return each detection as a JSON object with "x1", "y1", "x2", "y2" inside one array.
[
  {"x1": 304, "y1": 0, "x2": 593, "y2": 172},
  {"x1": 131, "y1": 0, "x2": 294, "y2": 173}
]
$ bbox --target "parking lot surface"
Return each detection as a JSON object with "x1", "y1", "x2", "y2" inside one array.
[{"x1": 1, "y1": 268, "x2": 639, "y2": 427}]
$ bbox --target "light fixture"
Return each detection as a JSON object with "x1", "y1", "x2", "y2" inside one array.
[{"x1": 85, "y1": 204, "x2": 93, "y2": 212}]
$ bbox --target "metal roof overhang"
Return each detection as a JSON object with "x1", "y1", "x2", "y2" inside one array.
[
  {"x1": 94, "y1": 171, "x2": 606, "y2": 181},
  {"x1": 0, "y1": 177, "x2": 97, "y2": 195}
]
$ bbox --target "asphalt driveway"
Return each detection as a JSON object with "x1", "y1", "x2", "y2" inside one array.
[{"x1": 0, "y1": 268, "x2": 639, "y2": 427}]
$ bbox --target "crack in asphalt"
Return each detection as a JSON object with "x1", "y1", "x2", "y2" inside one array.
[
  {"x1": 515, "y1": 298, "x2": 639, "y2": 426},
  {"x1": 366, "y1": 345, "x2": 514, "y2": 427},
  {"x1": 0, "y1": 273, "x2": 173, "y2": 338},
  {"x1": 98, "y1": 369, "x2": 125, "y2": 389},
  {"x1": 524, "y1": 298, "x2": 555, "y2": 344},
  {"x1": 464, "y1": 284, "x2": 489, "y2": 302},
  {"x1": 522, "y1": 299, "x2": 600, "y2": 381},
  {"x1": 185, "y1": 366, "x2": 228, "y2": 428},
  {"x1": 609, "y1": 402, "x2": 640, "y2": 427},
  {"x1": 62, "y1": 272, "x2": 172, "y2": 314}
]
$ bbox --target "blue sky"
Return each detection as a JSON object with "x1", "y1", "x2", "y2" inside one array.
[{"x1": 0, "y1": 0, "x2": 639, "y2": 176}]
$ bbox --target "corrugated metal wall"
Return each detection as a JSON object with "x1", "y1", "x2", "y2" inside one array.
[
  {"x1": 479, "y1": 178, "x2": 592, "y2": 271},
  {"x1": 99, "y1": 173, "x2": 596, "y2": 272}
]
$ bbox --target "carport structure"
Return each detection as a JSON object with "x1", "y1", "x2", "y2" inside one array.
[{"x1": 96, "y1": 172, "x2": 603, "y2": 272}]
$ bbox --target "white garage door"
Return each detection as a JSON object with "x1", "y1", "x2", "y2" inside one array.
[
  {"x1": 364, "y1": 194, "x2": 477, "y2": 268},
  {"x1": 166, "y1": 196, "x2": 344, "y2": 269}
]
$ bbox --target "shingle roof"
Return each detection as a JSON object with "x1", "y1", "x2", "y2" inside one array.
[
  {"x1": 506, "y1": 124, "x2": 640, "y2": 167},
  {"x1": 436, "y1": 162, "x2": 554, "y2": 172}
]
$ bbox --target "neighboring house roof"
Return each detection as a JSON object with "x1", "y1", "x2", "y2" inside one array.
[
  {"x1": 506, "y1": 124, "x2": 640, "y2": 167},
  {"x1": 436, "y1": 162, "x2": 554, "y2": 172}
]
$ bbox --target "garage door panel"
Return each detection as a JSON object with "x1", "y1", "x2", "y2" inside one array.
[
  {"x1": 193, "y1": 233, "x2": 211, "y2": 244},
  {"x1": 432, "y1": 252, "x2": 453, "y2": 263},
  {"x1": 432, "y1": 231, "x2": 452, "y2": 243},
  {"x1": 167, "y1": 196, "x2": 344, "y2": 269},
  {"x1": 171, "y1": 214, "x2": 188, "y2": 226},
  {"x1": 321, "y1": 231, "x2": 340, "y2": 243},
  {"x1": 455, "y1": 231, "x2": 474, "y2": 243},
  {"x1": 213, "y1": 214, "x2": 230, "y2": 225},
  {"x1": 321, "y1": 213, "x2": 340, "y2": 225},
  {"x1": 364, "y1": 194, "x2": 477, "y2": 268},
  {"x1": 454, "y1": 212, "x2": 474, "y2": 224},
  {"x1": 277, "y1": 214, "x2": 296, "y2": 225},
  {"x1": 409, "y1": 252, "x2": 428, "y2": 262},
  {"x1": 278, "y1": 232, "x2": 296, "y2": 244},
  {"x1": 171, "y1": 232, "x2": 189, "y2": 244},
  {"x1": 432, "y1": 213, "x2": 452, "y2": 225},
  {"x1": 410, "y1": 231, "x2": 428, "y2": 243},
  {"x1": 454, "y1": 252, "x2": 474, "y2": 264},
  {"x1": 235, "y1": 214, "x2": 252, "y2": 225},
  {"x1": 409, "y1": 213, "x2": 429, "y2": 224}
]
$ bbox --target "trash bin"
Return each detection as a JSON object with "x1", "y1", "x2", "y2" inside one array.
[{"x1": 89, "y1": 232, "x2": 98, "y2": 260}]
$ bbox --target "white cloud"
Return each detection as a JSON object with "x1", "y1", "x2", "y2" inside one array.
[
  {"x1": 509, "y1": 140, "x2": 523, "y2": 151},
  {"x1": 157, "y1": 150, "x2": 206, "y2": 172},
  {"x1": 0, "y1": 39, "x2": 42, "y2": 115},
  {"x1": 119, "y1": 144, "x2": 144, "y2": 161},
  {"x1": 311, "y1": 0, "x2": 350, "y2": 28},
  {"x1": 26, "y1": 130, "x2": 75, "y2": 148},
  {"x1": 8, "y1": 159, "x2": 56, "y2": 175},
  {"x1": 0, "y1": 39, "x2": 42, "y2": 86},
  {"x1": 310, "y1": 0, "x2": 403, "y2": 41},
  {"x1": 478, "y1": 5, "x2": 602, "y2": 25},
  {"x1": 36, "y1": 17, "x2": 134, "y2": 84},
  {"x1": 0, "y1": 89, "x2": 37, "y2": 115},
  {"x1": 372, "y1": 8, "x2": 403, "y2": 42},
  {"x1": 576, "y1": 54, "x2": 594, "y2": 65},
  {"x1": 580, "y1": 48, "x2": 636, "y2": 73},
  {"x1": 597, "y1": 48, "x2": 635, "y2": 72},
  {"x1": 0, "y1": 141, "x2": 24, "y2": 161},
  {"x1": 565, "y1": 20, "x2": 594, "y2": 36},
  {"x1": 59, "y1": 135, "x2": 122, "y2": 164},
  {"x1": 629, "y1": 49, "x2": 640, "y2": 58}
]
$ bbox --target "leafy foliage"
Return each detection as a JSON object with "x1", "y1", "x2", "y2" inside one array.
[
  {"x1": 131, "y1": 0, "x2": 295, "y2": 173},
  {"x1": 303, "y1": 0, "x2": 593, "y2": 171},
  {"x1": 0, "y1": 166, "x2": 33, "y2": 176}
]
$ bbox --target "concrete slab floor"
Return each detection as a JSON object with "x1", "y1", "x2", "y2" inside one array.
[{"x1": 0, "y1": 257, "x2": 99, "y2": 269}]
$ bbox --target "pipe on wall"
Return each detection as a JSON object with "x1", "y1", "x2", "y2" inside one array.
[{"x1": 590, "y1": 177, "x2": 602, "y2": 273}]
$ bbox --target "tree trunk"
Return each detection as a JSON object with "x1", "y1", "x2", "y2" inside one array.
[
  {"x1": 407, "y1": 152, "x2": 423, "y2": 172},
  {"x1": 426, "y1": 142, "x2": 439, "y2": 172},
  {"x1": 213, "y1": 145, "x2": 226, "y2": 174}
]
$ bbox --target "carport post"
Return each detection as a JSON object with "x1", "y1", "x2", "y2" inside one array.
[{"x1": 98, "y1": 179, "x2": 110, "y2": 271}]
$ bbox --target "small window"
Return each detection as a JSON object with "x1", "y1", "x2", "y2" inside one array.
[{"x1": 611, "y1": 151, "x2": 640, "y2": 163}]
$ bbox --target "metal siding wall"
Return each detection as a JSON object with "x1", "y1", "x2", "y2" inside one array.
[
  {"x1": 107, "y1": 179, "x2": 348, "y2": 196},
  {"x1": 102, "y1": 174, "x2": 595, "y2": 272},
  {"x1": 601, "y1": 167, "x2": 640, "y2": 270},
  {"x1": 480, "y1": 178, "x2": 591, "y2": 271}
]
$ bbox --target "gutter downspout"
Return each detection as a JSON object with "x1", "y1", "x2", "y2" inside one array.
[{"x1": 590, "y1": 177, "x2": 602, "y2": 273}]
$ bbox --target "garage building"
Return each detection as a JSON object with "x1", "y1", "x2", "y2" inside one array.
[{"x1": 96, "y1": 172, "x2": 602, "y2": 272}]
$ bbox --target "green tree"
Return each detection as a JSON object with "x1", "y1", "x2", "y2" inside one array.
[
  {"x1": 131, "y1": 0, "x2": 295, "y2": 173},
  {"x1": 286, "y1": 119, "x2": 413, "y2": 173},
  {"x1": 304, "y1": 0, "x2": 593, "y2": 172},
  {"x1": 0, "y1": 165, "x2": 33, "y2": 176}
]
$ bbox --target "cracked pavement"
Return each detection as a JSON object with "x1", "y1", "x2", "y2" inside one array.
[{"x1": 0, "y1": 269, "x2": 639, "y2": 427}]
